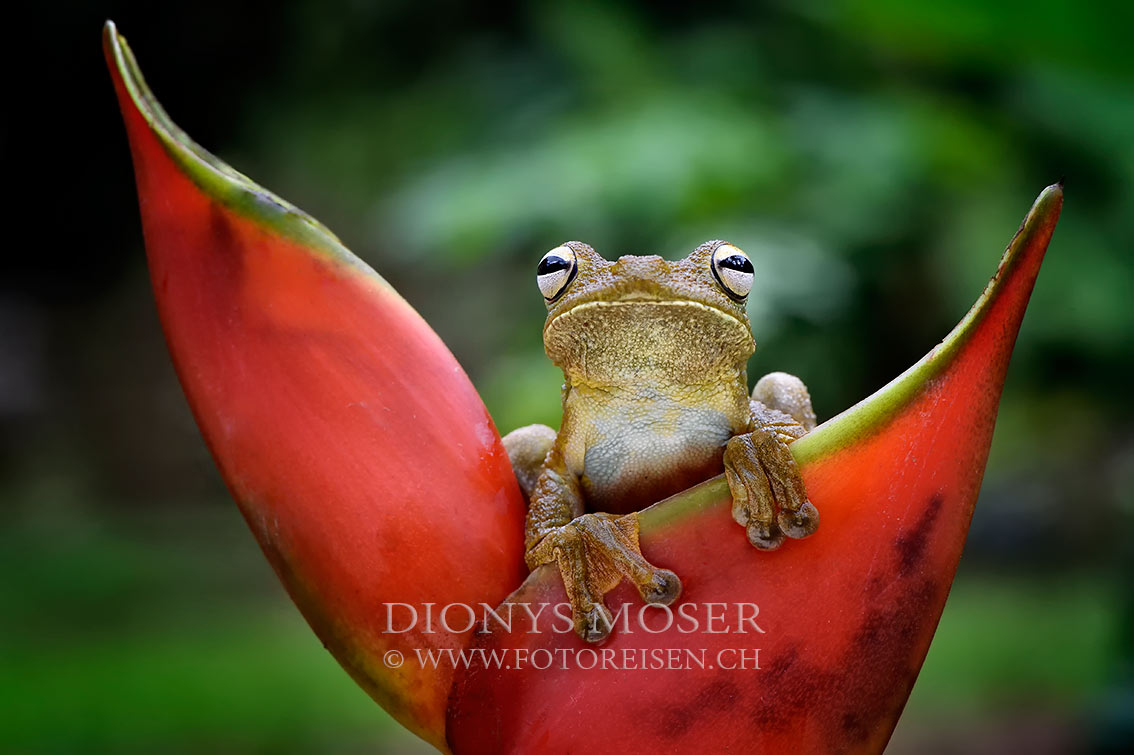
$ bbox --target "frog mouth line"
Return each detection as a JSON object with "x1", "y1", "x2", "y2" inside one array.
[{"x1": 546, "y1": 299, "x2": 749, "y2": 332}]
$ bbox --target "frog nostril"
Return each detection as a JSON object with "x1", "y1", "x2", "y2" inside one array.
[{"x1": 612, "y1": 255, "x2": 666, "y2": 279}]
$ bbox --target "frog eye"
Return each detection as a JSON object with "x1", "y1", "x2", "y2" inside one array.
[
  {"x1": 710, "y1": 243, "x2": 754, "y2": 300},
  {"x1": 536, "y1": 245, "x2": 578, "y2": 301}
]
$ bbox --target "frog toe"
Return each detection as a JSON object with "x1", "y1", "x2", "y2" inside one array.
[
  {"x1": 746, "y1": 520, "x2": 786, "y2": 550},
  {"x1": 581, "y1": 604, "x2": 614, "y2": 644},
  {"x1": 639, "y1": 568, "x2": 682, "y2": 606},
  {"x1": 777, "y1": 501, "x2": 819, "y2": 540}
]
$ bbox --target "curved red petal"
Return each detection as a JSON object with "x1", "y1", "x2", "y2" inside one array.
[
  {"x1": 447, "y1": 186, "x2": 1062, "y2": 753},
  {"x1": 105, "y1": 22, "x2": 527, "y2": 748}
]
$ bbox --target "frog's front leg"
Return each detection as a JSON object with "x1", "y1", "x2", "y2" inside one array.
[
  {"x1": 504, "y1": 427, "x2": 681, "y2": 643},
  {"x1": 725, "y1": 372, "x2": 820, "y2": 550}
]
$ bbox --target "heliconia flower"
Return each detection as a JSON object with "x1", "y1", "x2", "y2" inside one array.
[{"x1": 105, "y1": 20, "x2": 1062, "y2": 755}]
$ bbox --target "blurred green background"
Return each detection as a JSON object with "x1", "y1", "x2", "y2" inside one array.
[{"x1": 4, "y1": 0, "x2": 1132, "y2": 752}]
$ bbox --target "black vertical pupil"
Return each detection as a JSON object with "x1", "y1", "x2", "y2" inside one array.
[
  {"x1": 538, "y1": 255, "x2": 572, "y2": 275},
  {"x1": 719, "y1": 254, "x2": 752, "y2": 274}
]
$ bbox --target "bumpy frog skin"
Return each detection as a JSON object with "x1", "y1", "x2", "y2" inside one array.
[{"x1": 503, "y1": 240, "x2": 819, "y2": 643}]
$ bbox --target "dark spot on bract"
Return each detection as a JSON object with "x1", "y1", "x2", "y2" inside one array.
[
  {"x1": 835, "y1": 577, "x2": 942, "y2": 744},
  {"x1": 895, "y1": 493, "x2": 943, "y2": 577},
  {"x1": 749, "y1": 648, "x2": 820, "y2": 732},
  {"x1": 658, "y1": 677, "x2": 741, "y2": 739},
  {"x1": 841, "y1": 710, "x2": 869, "y2": 742},
  {"x1": 206, "y1": 202, "x2": 245, "y2": 281}
]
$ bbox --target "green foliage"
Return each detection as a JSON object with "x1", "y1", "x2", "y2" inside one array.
[{"x1": 241, "y1": 1, "x2": 1134, "y2": 439}]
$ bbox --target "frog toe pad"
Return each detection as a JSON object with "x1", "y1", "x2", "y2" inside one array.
[
  {"x1": 777, "y1": 501, "x2": 820, "y2": 539},
  {"x1": 639, "y1": 568, "x2": 682, "y2": 605},
  {"x1": 746, "y1": 520, "x2": 787, "y2": 550}
]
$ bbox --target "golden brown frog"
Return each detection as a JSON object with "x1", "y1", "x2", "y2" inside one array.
[{"x1": 504, "y1": 240, "x2": 819, "y2": 643}]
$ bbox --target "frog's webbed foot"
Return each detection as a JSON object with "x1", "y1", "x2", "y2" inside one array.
[
  {"x1": 526, "y1": 513, "x2": 682, "y2": 643},
  {"x1": 726, "y1": 372, "x2": 820, "y2": 550}
]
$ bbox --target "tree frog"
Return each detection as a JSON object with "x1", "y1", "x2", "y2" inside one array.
[{"x1": 504, "y1": 240, "x2": 818, "y2": 643}]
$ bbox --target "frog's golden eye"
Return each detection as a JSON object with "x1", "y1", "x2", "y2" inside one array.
[
  {"x1": 710, "y1": 243, "x2": 754, "y2": 300},
  {"x1": 537, "y1": 245, "x2": 578, "y2": 301}
]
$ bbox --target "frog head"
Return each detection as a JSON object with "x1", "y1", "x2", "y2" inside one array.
[{"x1": 536, "y1": 240, "x2": 756, "y2": 386}]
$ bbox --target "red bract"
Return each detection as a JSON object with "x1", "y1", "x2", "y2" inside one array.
[
  {"x1": 104, "y1": 23, "x2": 527, "y2": 749},
  {"x1": 106, "y1": 20, "x2": 1061, "y2": 754}
]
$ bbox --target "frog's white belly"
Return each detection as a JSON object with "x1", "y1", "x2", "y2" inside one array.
[{"x1": 562, "y1": 384, "x2": 742, "y2": 513}]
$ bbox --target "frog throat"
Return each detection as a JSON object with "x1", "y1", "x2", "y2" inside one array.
[{"x1": 543, "y1": 299, "x2": 755, "y2": 386}]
